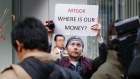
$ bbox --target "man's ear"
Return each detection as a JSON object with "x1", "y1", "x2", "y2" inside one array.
[{"x1": 15, "y1": 40, "x2": 23, "y2": 53}]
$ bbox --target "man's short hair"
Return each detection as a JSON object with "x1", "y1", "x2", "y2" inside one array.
[
  {"x1": 11, "y1": 17, "x2": 49, "y2": 52},
  {"x1": 54, "y1": 34, "x2": 65, "y2": 41}
]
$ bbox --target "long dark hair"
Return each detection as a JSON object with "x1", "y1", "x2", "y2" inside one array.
[{"x1": 106, "y1": 20, "x2": 119, "y2": 50}]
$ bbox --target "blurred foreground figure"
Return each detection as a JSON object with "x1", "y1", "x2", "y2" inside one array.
[
  {"x1": 92, "y1": 16, "x2": 140, "y2": 79},
  {"x1": 128, "y1": 28, "x2": 140, "y2": 79},
  {"x1": 0, "y1": 17, "x2": 82, "y2": 79},
  {"x1": 91, "y1": 20, "x2": 124, "y2": 79}
]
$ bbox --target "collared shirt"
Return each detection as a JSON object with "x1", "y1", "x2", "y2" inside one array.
[
  {"x1": 51, "y1": 47, "x2": 68, "y2": 59},
  {"x1": 56, "y1": 48, "x2": 64, "y2": 57}
]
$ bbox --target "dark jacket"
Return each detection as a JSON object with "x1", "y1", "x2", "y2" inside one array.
[
  {"x1": 57, "y1": 43, "x2": 107, "y2": 79},
  {"x1": 127, "y1": 54, "x2": 140, "y2": 79}
]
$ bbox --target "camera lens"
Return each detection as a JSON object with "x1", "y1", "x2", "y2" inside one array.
[
  {"x1": 46, "y1": 20, "x2": 55, "y2": 30},
  {"x1": 48, "y1": 23, "x2": 55, "y2": 30}
]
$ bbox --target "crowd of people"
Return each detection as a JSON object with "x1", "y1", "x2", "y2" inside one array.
[{"x1": 0, "y1": 16, "x2": 140, "y2": 79}]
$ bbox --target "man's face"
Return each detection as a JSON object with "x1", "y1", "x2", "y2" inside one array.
[
  {"x1": 55, "y1": 36, "x2": 65, "y2": 49},
  {"x1": 67, "y1": 40, "x2": 83, "y2": 58}
]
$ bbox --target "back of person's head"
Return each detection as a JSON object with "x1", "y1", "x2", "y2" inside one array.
[
  {"x1": 11, "y1": 17, "x2": 49, "y2": 52},
  {"x1": 54, "y1": 34, "x2": 65, "y2": 41}
]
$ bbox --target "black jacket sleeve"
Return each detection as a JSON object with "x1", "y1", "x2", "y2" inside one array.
[{"x1": 91, "y1": 43, "x2": 107, "y2": 72}]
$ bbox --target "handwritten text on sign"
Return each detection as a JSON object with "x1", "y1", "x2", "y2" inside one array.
[{"x1": 55, "y1": 4, "x2": 99, "y2": 36}]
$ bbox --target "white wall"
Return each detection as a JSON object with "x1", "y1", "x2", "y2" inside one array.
[
  {"x1": 21, "y1": 0, "x2": 49, "y2": 23},
  {"x1": 48, "y1": 0, "x2": 87, "y2": 20},
  {"x1": 0, "y1": 0, "x2": 12, "y2": 67},
  {"x1": 21, "y1": 0, "x2": 87, "y2": 22}
]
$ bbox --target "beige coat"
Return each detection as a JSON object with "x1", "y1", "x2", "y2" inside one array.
[
  {"x1": 91, "y1": 50, "x2": 124, "y2": 79},
  {"x1": 51, "y1": 47, "x2": 68, "y2": 59},
  {"x1": 0, "y1": 52, "x2": 56, "y2": 79},
  {"x1": 0, "y1": 64, "x2": 31, "y2": 79}
]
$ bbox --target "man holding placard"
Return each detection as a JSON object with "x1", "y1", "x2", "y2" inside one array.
[
  {"x1": 56, "y1": 22, "x2": 107, "y2": 79},
  {"x1": 54, "y1": 4, "x2": 107, "y2": 79}
]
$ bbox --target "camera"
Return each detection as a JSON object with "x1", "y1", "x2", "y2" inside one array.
[
  {"x1": 45, "y1": 20, "x2": 55, "y2": 30},
  {"x1": 113, "y1": 16, "x2": 140, "y2": 49},
  {"x1": 111, "y1": 16, "x2": 140, "y2": 50},
  {"x1": 115, "y1": 16, "x2": 140, "y2": 38}
]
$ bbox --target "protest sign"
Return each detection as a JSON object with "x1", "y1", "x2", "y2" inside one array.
[{"x1": 54, "y1": 4, "x2": 99, "y2": 36}]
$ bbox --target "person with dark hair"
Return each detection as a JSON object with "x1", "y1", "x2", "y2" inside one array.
[
  {"x1": 44, "y1": 20, "x2": 67, "y2": 58},
  {"x1": 91, "y1": 20, "x2": 125, "y2": 79},
  {"x1": 0, "y1": 17, "x2": 82, "y2": 79},
  {"x1": 92, "y1": 17, "x2": 140, "y2": 79},
  {"x1": 56, "y1": 22, "x2": 108, "y2": 79},
  {"x1": 51, "y1": 34, "x2": 68, "y2": 59},
  {"x1": 54, "y1": 34, "x2": 65, "y2": 43}
]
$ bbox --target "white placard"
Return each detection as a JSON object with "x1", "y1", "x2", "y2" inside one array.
[{"x1": 54, "y1": 4, "x2": 99, "y2": 36}]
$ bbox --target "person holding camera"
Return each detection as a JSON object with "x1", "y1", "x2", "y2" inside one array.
[
  {"x1": 44, "y1": 20, "x2": 55, "y2": 52},
  {"x1": 91, "y1": 20, "x2": 125, "y2": 79},
  {"x1": 45, "y1": 20, "x2": 68, "y2": 59},
  {"x1": 91, "y1": 16, "x2": 140, "y2": 79}
]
